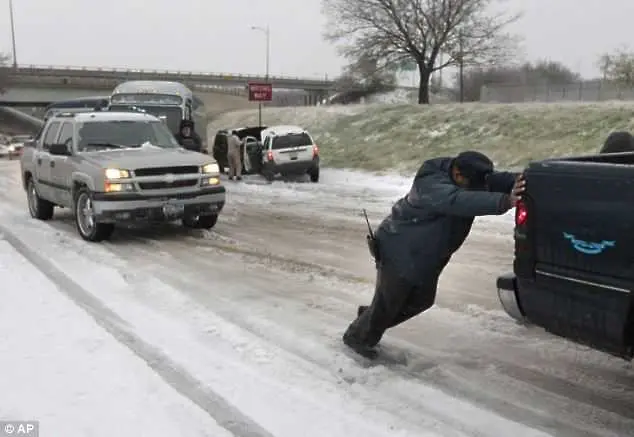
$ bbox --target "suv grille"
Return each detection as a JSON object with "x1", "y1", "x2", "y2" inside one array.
[
  {"x1": 139, "y1": 180, "x2": 198, "y2": 189},
  {"x1": 134, "y1": 166, "x2": 199, "y2": 177}
]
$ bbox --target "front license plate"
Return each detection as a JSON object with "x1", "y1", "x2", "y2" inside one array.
[{"x1": 162, "y1": 204, "x2": 184, "y2": 217}]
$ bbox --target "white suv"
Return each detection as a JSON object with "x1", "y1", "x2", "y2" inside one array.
[{"x1": 259, "y1": 125, "x2": 320, "y2": 182}]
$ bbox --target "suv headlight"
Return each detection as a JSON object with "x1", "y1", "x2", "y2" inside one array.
[
  {"x1": 202, "y1": 163, "x2": 219, "y2": 174},
  {"x1": 105, "y1": 168, "x2": 130, "y2": 179}
]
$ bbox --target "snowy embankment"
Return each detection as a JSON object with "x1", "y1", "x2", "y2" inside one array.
[{"x1": 207, "y1": 101, "x2": 634, "y2": 174}]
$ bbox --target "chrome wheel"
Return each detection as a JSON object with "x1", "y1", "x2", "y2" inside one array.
[
  {"x1": 76, "y1": 192, "x2": 95, "y2": 236},
  {"x1": 27, "y1": 182, "x2": 38, "y2": 217}
]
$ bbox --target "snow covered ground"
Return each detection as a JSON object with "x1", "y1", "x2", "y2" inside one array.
[
  {"x1": 0, "y1": 237, "x2": 232, "y2": 437},
  {"x1": 0, "y1": 160, "x2": 632, "y2": 437}
]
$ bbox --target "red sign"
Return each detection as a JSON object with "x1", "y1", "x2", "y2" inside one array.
[{"x1": 248, "y1": 82, "x2": 273, "y2": 101}]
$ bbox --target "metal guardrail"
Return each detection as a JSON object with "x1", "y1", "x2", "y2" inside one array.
[{"x1": 2, "y1": 64, "x2": 336, "y2": 87}]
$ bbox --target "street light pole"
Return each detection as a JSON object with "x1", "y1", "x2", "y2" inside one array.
[
  {"x1": 9, "y1": 0, "x2": 18, "y2": 67},
  {"x1": 251, "y1": 25, "x2": 270, "y2": 126}
]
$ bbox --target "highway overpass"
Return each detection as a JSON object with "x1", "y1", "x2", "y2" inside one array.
[
  {"x1": 0, "y1": 84, "x2": 324, "y2": 111},
  {"x1": 1, "y1": 64, "x2": 336, "y2": 92},
  {"x1": 0, "y1": 65, "x2": 332, "y2": 109}
]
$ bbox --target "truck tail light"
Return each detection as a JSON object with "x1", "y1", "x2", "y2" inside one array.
[
  {"x1": 515, "y1": 200, "x2": 527, "y2": 226},
  {"x1": 267, "y1": 151, "x2": 273, "y2": 161},
  {"x1": 312, "y1": 144, "x2": 319, "y2": 157}
]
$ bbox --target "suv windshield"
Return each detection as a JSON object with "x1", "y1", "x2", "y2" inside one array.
[
  {"x1": 271, "y1": 132, "x2": 313, "y2": 150},
  {"x1": 76, "y1": 120, "x2": 179, "y2": 151}
]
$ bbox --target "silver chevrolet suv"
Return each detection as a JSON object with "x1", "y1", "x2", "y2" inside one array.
[{"x1": 20, "y1": 111, "x2": 225, "y2": 242}]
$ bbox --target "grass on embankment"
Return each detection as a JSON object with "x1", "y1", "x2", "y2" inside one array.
[{"x1": 206, "y1": 102, "x2": 634, "y2": 173}]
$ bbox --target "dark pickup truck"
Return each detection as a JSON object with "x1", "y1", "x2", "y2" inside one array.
[{"x1": 497, "y1": 151, "x2": 634, "y2": 360}]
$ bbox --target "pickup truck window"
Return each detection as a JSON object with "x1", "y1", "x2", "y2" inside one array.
[
  {"x1": 57, "y1": 122, "x2": 74, "y2": 146},
  {"x1": 42, "y1": 122, "x2": 61, "y2": 151},
  {"x1": 75, "y1": 120, "x2": 179, "y2": 152}
]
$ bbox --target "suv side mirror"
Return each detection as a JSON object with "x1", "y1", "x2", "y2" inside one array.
[{"x1": 49, "y1": 143, "x2": 71, "y2": 156}]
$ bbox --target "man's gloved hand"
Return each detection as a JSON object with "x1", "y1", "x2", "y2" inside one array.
[
  {"x1": 510, "y1": 174, "x2": 526, "y2": 204},
  {"x1": 502, "y1": 174, "x2": 526, "y2": 211}
]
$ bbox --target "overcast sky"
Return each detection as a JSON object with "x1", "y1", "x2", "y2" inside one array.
[{"x1": 0, "y1": 0, "x2": 632, "y2": 80}]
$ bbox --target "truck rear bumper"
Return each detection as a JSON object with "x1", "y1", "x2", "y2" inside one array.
[
  {"x1": 265, "y1": 156, "x2": 319, "y2": 175},
  {"x1": 91, "y1": 186, "x2": 225, "y2": 222},
  {"x1": 499, "y1": 270, "x2": 634, "y2": 360},
  {"x1": 496, "y1": 273, "x2": 526, "y2": 322}
]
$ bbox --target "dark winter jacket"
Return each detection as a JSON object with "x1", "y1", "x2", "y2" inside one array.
[
  {"x1": 599, "y1": 131, "x2": 634, "y2": 154},
  {"x1": 176, "y1": 131, "x2": 203, "y2": 152},
  {"x1": 375, "y1": 157, "x2": 516, "y2": 285}
]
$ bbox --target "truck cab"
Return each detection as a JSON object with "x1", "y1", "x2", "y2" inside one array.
[{"x1": 497, "y1": 152, "x2": 634, "y2": 360}]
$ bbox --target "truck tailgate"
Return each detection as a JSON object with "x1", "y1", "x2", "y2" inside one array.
[{"x1": 527, "y1": 160, "x2": 634, "y2": 282}]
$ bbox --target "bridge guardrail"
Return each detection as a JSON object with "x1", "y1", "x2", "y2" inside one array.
[{"x1": 1, "y1": 64, "x2": 336, "y2": 86}]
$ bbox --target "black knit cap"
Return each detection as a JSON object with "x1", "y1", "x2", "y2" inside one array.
[
  {"x1": 453, "y1": 151, "x2": 494, "y2": 188},
  {"x1": 600, "y1": 131, "x2": 634, "y2": 153}
]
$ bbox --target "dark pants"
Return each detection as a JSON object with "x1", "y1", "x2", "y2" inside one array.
[{"x1": 344, "y1": 263, "x2": 440, "y2": 347}]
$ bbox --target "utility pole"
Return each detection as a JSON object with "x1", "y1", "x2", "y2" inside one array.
[
  {"x1": 251, "y1": 25, "x2": 270, "y2": 126},
  {"x1": 9, "y1": 0, "x2": 18, "y2": 67}
]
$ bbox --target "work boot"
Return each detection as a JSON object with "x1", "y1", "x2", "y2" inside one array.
[
  {"x1": 357, "y1": 305, "x2": 368, "y2": 317},
  {"x1": 342, "y1": 331, "x2": 378, "y2": 359}
]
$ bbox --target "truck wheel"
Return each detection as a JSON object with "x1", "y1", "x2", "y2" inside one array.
[
  {"x1": 74, "y1": 188, "x2": 114, "y2": 242},
  {"x1": 308, "y1": 167, "x2": 320, "y2": 183},
  {"x1": 262, "y1": 169, "x2": 275, "y2": 182},
  {"x1": 182, "y1": 213, "x2": 218, "y2": 229},
  {"x1": 27, "y1": 179, "x2": 54, "y2": 220}
]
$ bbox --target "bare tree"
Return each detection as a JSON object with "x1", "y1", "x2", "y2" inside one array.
[
  {"x1": 598, "y1": 48, "x2": 634, "y2": 86},
  {"x1": 335, "y1": 53, "x2": 397, "y2": 91},
  {"x1": 322, "y1": 0, "x2": 520, "y2": 104},
  {"x1": 597, "y1": 53, "x2": 612, "y2": 81}
]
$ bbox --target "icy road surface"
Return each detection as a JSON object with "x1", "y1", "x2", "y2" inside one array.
[{"x1": 0, "y1": 160, "x2": 632, "y2": 437}]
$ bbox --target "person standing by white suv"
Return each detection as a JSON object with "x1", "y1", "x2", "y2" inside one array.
[{"x1": 227, "y1": 130, "x2": 243, "y2": 181}]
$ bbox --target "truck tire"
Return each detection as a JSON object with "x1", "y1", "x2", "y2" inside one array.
[
  {"x1": 73, "y1": 187, "x2": 114, "y2": 242},
  {"x1": 262, "y1": 169, "x2": 275, "y2": 182},
  {"x1": 182, "y1": 213, "x2": 218, "y2": 230},
  {"x1": 26, "y1": 178, "x2": 54, "y2": 220},
  {"x1": 308, "y1": 167, "x2": 320, "y2": 183}
]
